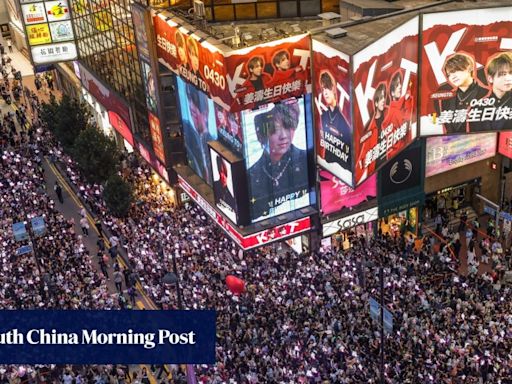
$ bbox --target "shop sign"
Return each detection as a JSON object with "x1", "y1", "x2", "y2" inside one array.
[
  {"x1": 178, "y1": 175, "x2": 312, "y2": 250},
  {"x1": 379, "y1": 194, "x2": 424, "y2": 218},
  {"x1": 21, "y1": 2, "x2": 47, "y2": 24},
  {"x1": 322, "y1": 207, "x2": 378, "y2": 237},
  {"x1": 26, "y1": 23, "x2": 52, "y2": 45}
]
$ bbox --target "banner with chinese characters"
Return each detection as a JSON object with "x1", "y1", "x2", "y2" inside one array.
[
  {"x1": 149, "y1": 112, "x2": 166, "y2": 165},
  {"x1": 154, "y1": 12, "x2": 311, "y2": 113},
  {"x1": 420, "y1": 7, "x2": 512, "y2": 136},
  {"x1": 352, "y1": 16, "x2": 418, "y2": 187},
  {"x1": 20, "y1": 0, "x2": 78, "y2": 65}
]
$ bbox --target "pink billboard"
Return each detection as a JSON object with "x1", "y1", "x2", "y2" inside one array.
[{"x1": 320, "y1": 170, "x2": 377, "y2": 216}]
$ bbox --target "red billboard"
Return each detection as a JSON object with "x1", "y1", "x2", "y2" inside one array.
[
  {"x1": 420, "y1": 7, "x2": 512, "y2": 136},
  {"x1": 149, "y1": 112, "x2": 166, "y2": 165},
  {"x1": 499, "y1": 132, "x2": 512, "y2": 159},
  {"x1": 178, "y1": 175, "x2": 311, "y2": 249},
  {"x1": 154, "y1": 12, "x2": 311, "y2": 113},
  {"x1": 313, "y1": 40, "x2": 353, "y2": 186},
  {"x1": 352, "y1": 16, "x2": 418, "y2": 186},
  {"x1": 154, "y1": 14, "x2": 230, "y2": 109},
  {"x1": 226, "y1": 34, "x2": 311, "y2": 111}
]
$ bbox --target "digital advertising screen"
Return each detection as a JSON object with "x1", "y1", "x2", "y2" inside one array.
[
  {"x1": 141, "y1": 60, "x2": 158, "y2": 114},
  {"x1": 226, "y1": 34, "x2": 311, "y2": 112},
  {"x1": 242, "y1": 97, "x2": 311, "y2": 223},
  {"x1": 353, "y1": 16, "x2": 419, "y2": 187},
  {"x1": 210, "y1": 148, "x2": 238, "y2": 223},
  {"x1": 420, "y1": 7, "x2": 512, "y2": 136},
  {"x1": 154, "y1": 14, "x2": 231, "y2": 108},
  {"x1": 498, "y1": 132, "x2": 512, "y2": 159},
  {"x1": 176, "y1": 77, "x2": 218, "y2": 186},
  {"x1": 214, "y1": 104, "x2": 243, "y2": 155},
  {"x1": 426, "y1": 132, "x2": 497, "y2": 178},
  {"x1": 313, "y1": 40, "x2": 353, "y2": 187},
  {"x1": 320, "y1": 170, "x2": 376, "y2": 216},
  {"x1": 148, "y1": 112, "x2": 165, "y2": 165}
]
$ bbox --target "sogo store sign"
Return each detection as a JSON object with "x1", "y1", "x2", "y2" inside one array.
[
  {"x1": 323, "y1": 207, "x2": 378, "y2": 237},
  {"x1": 178, "y1": 176, "x2": 311, "y2": 250}
]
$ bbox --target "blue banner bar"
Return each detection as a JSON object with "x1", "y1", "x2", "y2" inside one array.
[{"x1": 0, "y1": 310, "x2": 216, "y2": 364}]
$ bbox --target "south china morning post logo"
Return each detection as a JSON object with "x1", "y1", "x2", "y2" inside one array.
[{"x1": 0, "y1": 310, "x2": 216, "y2": 364}]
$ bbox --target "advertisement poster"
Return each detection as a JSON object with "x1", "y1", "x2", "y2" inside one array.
[
  {"x1": 154, "y1": 15, "x2": 230, "y2": 108},
  {"x1": 26, "y1": 23, "x2": 52, "y2": 45},
  {"x1": 353, "y1": 16, "x2": 418, "y2": 186},
  {"x1": 141, "y1": 60, "x2": 158, "y2": 113},
  {"x1": 313, "y1": 40, "x2": 353, "y2": 186},
  {"x1": 226, "y1": 34, "x2": 311, "y2": 111},
  {"x1": 420, "y1": 7, "x2": 512, "y2": 136},
  {"x1": 44, "y1": 0, "x2": 71, "y2": 22},
  {"x1": 49, "y1": 20, "x2": 74, "y2": 42},
  {"x1": 214, "y1": 104, "x2": 243, "y2": 155},
  {"x1": 425, "y1": 132, "x2": 497, "y2": 177},
  {"x1": 31, "y1": 42, "x2": 77, "y2": 64},
  {"x1": 242, "y1": 97, "x2": 310, "y2": 222},
  {"x1": 176, "y1": 77, "x2": 218, "y2": 186},
  {"x1": 131, "y1": 3, "x2": 150, "y2": 61},
  {"x1": 498, "y1": 132, "x2": 512, "y2": 159},
  {"x1": 21, "y1": 3, "x2": 47, "y2": 25},
  {"x1": 149, "y1": 112, "x2": 166, "y2": 165},
  {"x1": 320, "y1": 171, "x2": 376, "y2": 216},
  {"x1": 210, "y1": 149, "x2": 238, "y2": 223}
]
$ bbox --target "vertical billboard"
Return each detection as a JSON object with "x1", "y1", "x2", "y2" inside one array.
[
  {"x1": 226, "y1": 34, "x2": 311, "y2": 111},
  {"x1": 209, "y1": 146, "x2": 249, "y2": 225},
  {"x1": 242, "y1": 97, "x2": 311, "y2": 222},
  {"x1": 498, "y1": 132, "x2": 512, "y2": 159},
  {"x1": 176, "y1": 77, "x2": 218, "y2": 186},
  {"x1": 20, "y1": 0, "x2": 78, "y2": 65},
  {"x1": 313, "y1": 40, "x2": 353, "y2": 186},
  {"x1": 149, "y1": 112, "x2": 166, "y2": 165},
  {"x1": 425, "y1": 133, "x2": 497, "y2": 177},
  {"x1": 214, "y1": 104, "x2": 243, "y2": 155},
  {"x1": 420, "y1": 7, "x2": 512, "y2": 136},
  {"x1": 320, "y1": 171, "x2": 376, "y2": 216},
  {"x1": 353, "y1": 16, "x2": 418, "y2": 186}
]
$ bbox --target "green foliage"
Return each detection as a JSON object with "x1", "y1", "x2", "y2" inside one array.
[
  {"x1": 72, "y1": 126, "x2": 120, "y2": 184},
  {"x1": 40, "y1": 95, "x2": 91, "y2": 151},
  {"x1": 103, "y1": 174, "x2": 133, "y2": 218}
]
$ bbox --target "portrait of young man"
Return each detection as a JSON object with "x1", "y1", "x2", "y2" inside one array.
[
  {"x1": 247, "y1": 100, "x2": 309, "y2": 220},
  {"x1": 435, "y1": 53, "x2": 488, "y2": 134},
  {"x1": 472, "y1": 51, "x2": 512, "y2": 132},
  {"x1": 182, "y1": 83, "x2": 214, "y2": 185},
  {"x1": 213, "y1": 154, "x2": 237, "y2": 220},
  {"x1": 318, "y1": 71, "x2": 352, "y2": 176}
]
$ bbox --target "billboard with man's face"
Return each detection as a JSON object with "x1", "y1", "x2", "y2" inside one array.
[
  {"x1": 352, "y1": 16, "x2": 419, "y2": 187},
  {"x1": 313, "y1": 40, "x2": 353, "y2": 186},
  {"x1": 420, "y1": 7, "x2": 512, "y2": 136},
  {"x1": 242, "y1": 97, "x2": 311, "y2": 223}
]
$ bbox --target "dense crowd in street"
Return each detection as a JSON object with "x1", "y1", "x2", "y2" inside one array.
[{"x1": 1, "y1": 61, "x2": 512, "y2": 383}]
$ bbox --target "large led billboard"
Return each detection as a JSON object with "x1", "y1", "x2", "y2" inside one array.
[
  {"x1": 226, "y1": 34, "x2": 311, "y2": 111},
  {"x1": 420, "y1": 7, "x2": 512, "y2": 136},
  {"x1": 313, "y1": 40, "x2": 353, "y2": 186},
  {"x1": 176, "y1": 77, "x2": 218, "y2": 186},
  {"x1": 242, "y1": 97, "x2": 311, "y2": 223},
  {"x1": 214, "y1": 104, "x2": 243, "y2": 156},
  {"x1": 425, "y1": 133, "x2": 497, "y2": 178},
  {"x1": 154, "y1": 12, "x2": 311, "y2": 113},
  {"x1": 320, "y1": 171, "x2": 376, "y2": 216},
  {"x1": 353, "y1": 16, "x2": 418, "y2": 187}
]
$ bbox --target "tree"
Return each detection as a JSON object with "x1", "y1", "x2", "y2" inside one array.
[
  {"x1": 72, "y1": 126, "x2": 120, "y2": 184},
  {"x1": 40, "y1": 95, "x2": 91, "y2": 151},
  {"x1": 103, "y1": 174, "x2": 133, "y2": 218}
]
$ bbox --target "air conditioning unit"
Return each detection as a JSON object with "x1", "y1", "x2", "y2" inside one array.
[{"x1": 326, "y1": 27, "x2": 347, "y2": 38}]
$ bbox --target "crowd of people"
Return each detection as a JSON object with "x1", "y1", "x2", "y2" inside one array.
[{"x1": 1, "y1": 57, "x2": 512, "y2": 383}]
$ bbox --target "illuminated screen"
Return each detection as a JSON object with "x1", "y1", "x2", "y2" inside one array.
[
  {"x1": 176, "y1": 77, "x2": 218, "y2": 185},
  {"x1": 210, "y1": 148, "x2": 238, "y2": 224},
  {"x1": 425, "y1": 133, "x2": 497, "y2": 177},
  {"x1": 243, "y1": 97, "x2": 310, "y2": 223},
  {"x1": 420, "y1": 8, "x2": 512, "y2": 135}
]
